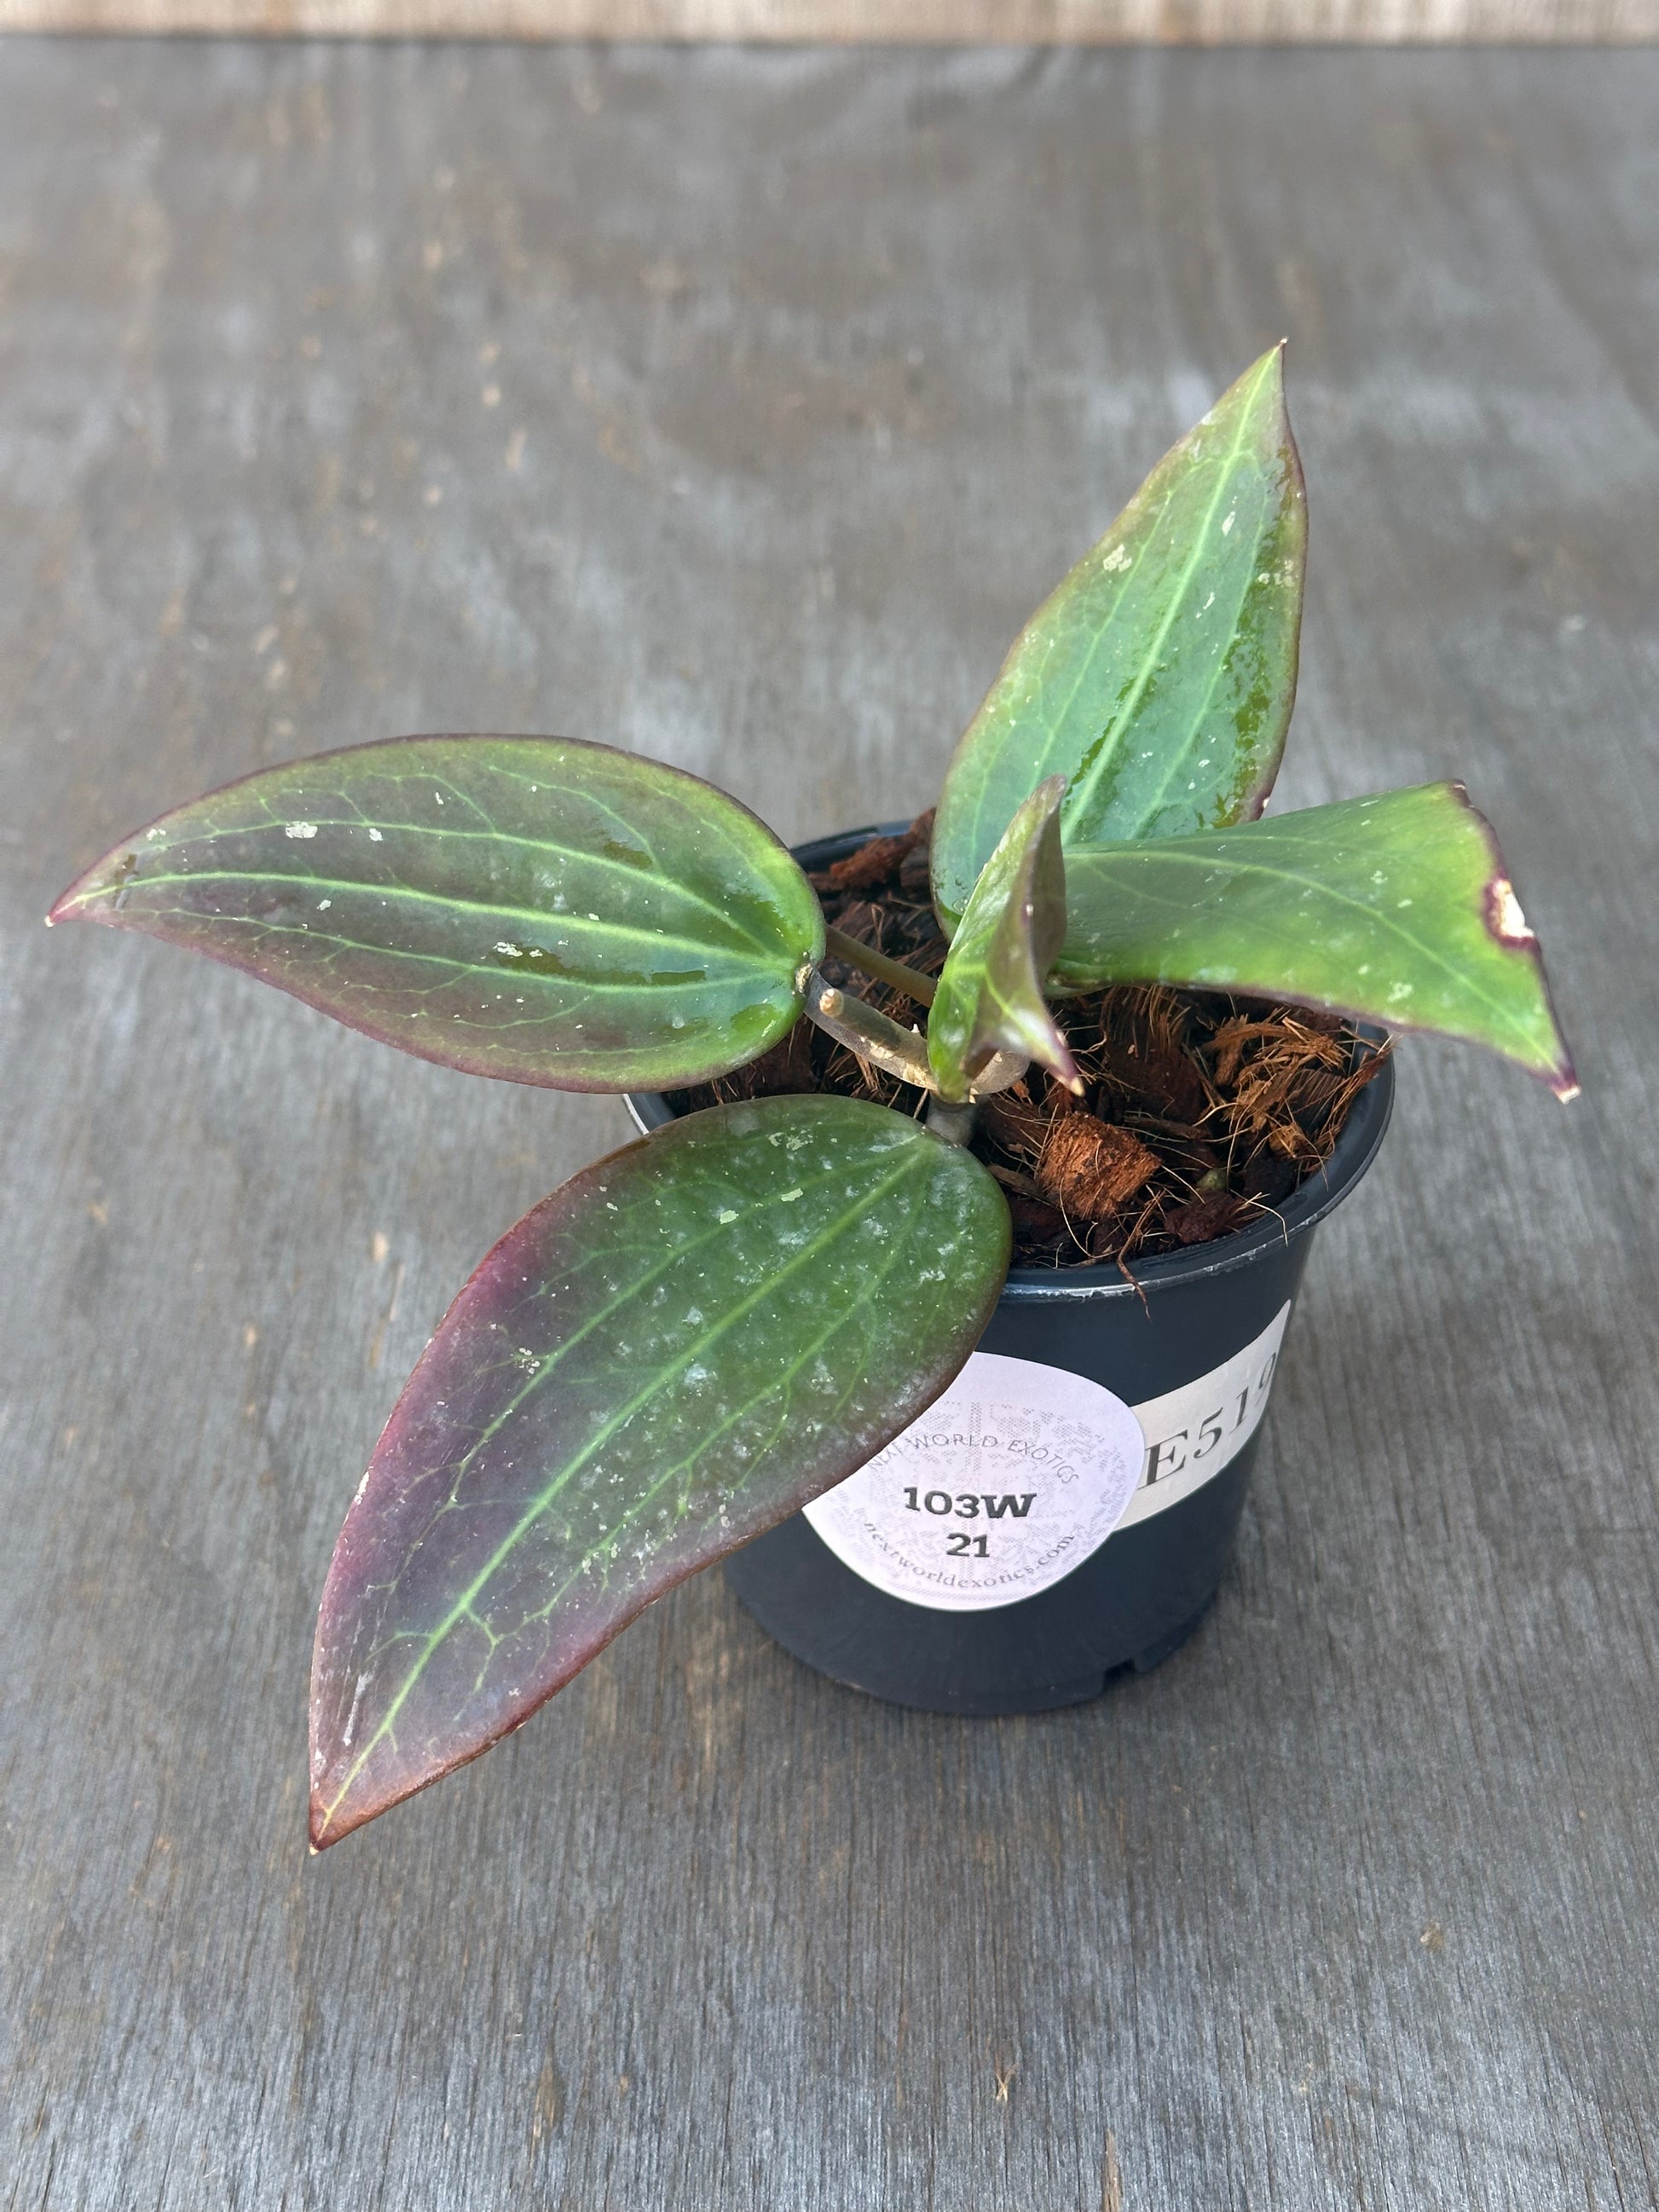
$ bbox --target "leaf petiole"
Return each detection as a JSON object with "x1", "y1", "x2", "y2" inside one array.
[
  {"x1": 801, "y1": 968, "x2": 939, "y2": 1091},
  {"x1": 823, "y1": 924, "x2": 939, "y2": 1007}
]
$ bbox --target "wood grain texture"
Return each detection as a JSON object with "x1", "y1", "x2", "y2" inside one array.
[
  {"x1": 3, "y1": 40, "x2": 1656, "y2": 2210},
  {"x1": 3, "y1": 0, "x2": 1657, "y2": 42}
]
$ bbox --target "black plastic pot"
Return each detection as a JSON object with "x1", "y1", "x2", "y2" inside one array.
[{"x1": 626, "y1": 824, "x2": 1394, "y2": 1716}]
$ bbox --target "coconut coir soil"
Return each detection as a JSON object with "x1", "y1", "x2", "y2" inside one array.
[{"x1": 668, "y1": 811, "x2": 1389, "y2": 1271}]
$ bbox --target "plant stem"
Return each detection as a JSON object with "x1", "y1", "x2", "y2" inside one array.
[
  {"x1": 823, "y1": 924, "x2": 938, "y2": 1008},
  {"x1": 925, "y1": 1097, "x2": 978, "y2": 1146}
]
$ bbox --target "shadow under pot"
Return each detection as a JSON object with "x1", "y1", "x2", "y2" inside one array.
[{"x1": 626, "y1": 823, "x2": 1396, "y2": 1717}]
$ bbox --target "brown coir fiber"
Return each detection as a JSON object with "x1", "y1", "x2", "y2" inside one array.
[
  {"x1": 667, "y1": 812, "x2": 1389, "y2": 1270},
  {"x1": 1034, "y1": 1113, "x2": 1159, "y2": 1220}
]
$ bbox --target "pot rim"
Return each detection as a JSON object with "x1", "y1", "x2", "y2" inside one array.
[{"x1": 623, "y1": 819, "x2": 1396, "y2": 1307}]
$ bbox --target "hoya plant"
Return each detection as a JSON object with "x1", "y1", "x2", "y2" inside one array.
[{"x1": 51, "y1": 349, "x2": 1573, "y2": 1847}]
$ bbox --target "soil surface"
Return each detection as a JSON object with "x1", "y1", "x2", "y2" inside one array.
[{"x1": 668, "y1": 812, "x2": 1388, "y2": 1270}]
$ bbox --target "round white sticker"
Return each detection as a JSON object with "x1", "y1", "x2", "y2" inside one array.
[
  {"x1": 801, "y1": 1351, "x2": 1146, "y2": 1614},
  {"x1": 802, "y1": 1305, "x2": 1292, "y2": 1612}
]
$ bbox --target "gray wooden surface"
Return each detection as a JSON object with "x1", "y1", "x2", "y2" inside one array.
[{"x1": 3, "y1": 41, "x2": 1656, "y2": 2211}]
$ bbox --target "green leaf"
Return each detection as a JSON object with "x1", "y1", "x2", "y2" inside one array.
[
  {"x1": 927, "y1": 777, "x2": 1077, "y2": 1101},
  {"x1": 1055, "y1": 784, "x2": 1577, "y2": 1095},
  {"x1": 933, "y1": 346, "x2": 1306, "y2": 927},
  {"x1": 309, "y1": 1095, "x2": 1011, "y2": 1845},
  {"x1": 49, "y1": 735, "x2": 823, "y2": 1093}
]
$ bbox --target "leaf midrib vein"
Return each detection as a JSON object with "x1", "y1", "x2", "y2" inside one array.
[
  {"x1": 1063, "y1": 358, "x2": 1274, "y2": 836},
  {"x1": 522, "y1": 1174, "x2": 929, "y2": 1630},
  {"x1": 1064, "y1": 838, "x2": 1541, "y2": 1049},
  {"x1": 216, "y1": 788, "x2": 785, "y2": 954},
  {"x1": 318, "y1": 1140, "x2": 935, "y2": 1828},
  {"x1": 87, "y1": 867, "x2": 781, "y2": 967},
  {"x1": 961, "y1": 485, "x2": 1170, "y2": 869}
]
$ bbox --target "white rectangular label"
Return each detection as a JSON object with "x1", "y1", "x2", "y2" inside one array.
[{"x1": 1116, "y1": 1301, "x2": 1290, "y2": 1528}]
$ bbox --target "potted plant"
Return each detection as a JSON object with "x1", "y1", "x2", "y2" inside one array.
[{"x1": 49, "y1": 347, "x2": 1573, "y2": 1849}]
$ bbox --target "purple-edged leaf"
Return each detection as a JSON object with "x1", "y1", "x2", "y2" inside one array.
[
  {"x1": 927, "y1": 777, "x2": 1077, "y2": 1101},
  {"x1": 49, "y1": 735, "x2": 823, "y2": 1093},
  {"x1": 1056, "y1": 784, "x2": 1577, "y2": 1095},
  {"x1": 933, "y1": 346, "x2": 1306, "y2": 927},
  {"x1": 309, "y1": 1096, "x2": 1011, "y2": 1845}
]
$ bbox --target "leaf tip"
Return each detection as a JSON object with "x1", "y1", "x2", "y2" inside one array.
[
  {"x1": 306, "y1": 1767, "x2": 373, "y2": 1851},
  {"x1": 1455, "y1": 784, "x2": 1578, "y2": 1097},
  {"x1": 1041, "y1": 1030, "x2": 1083, "y2": 1096},
  {"x1": 49, "y1": 848, "x2": 134, "y2": 927},
  {"x1": 307, "y1": 1746, "x2": 343, "y2": 1851},
  {"x1": 1237, "y1": 338, "x2": 1288, "y2": 409},
  {"x1": 309, "y1": 1812, "x2": 343, "y2": 1852}
]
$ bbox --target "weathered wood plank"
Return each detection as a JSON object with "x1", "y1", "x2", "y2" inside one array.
[
  {"x1": 3, "y1": 41, "x2": 1656, "y2": 2212},
  {"x1": 1, "y1": 0, "x2": 1655, "y2": 43}
]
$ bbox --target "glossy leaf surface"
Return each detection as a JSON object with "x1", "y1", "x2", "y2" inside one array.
[
  {"x1": 49, "y1": 735, "x2": 823, "y2": 1093},
  {"x1": 1056, "y1": 784, "x2": 1577, "y2": 1094},
  {"x1": 933, "y1": 347, "x2": 1306, "y2": 927},
  {"x1": 928, "y1": 777, "x2": 1077, "y2": 1100},
  {"x1": 309, "y1": 1096, "x2": 1011, "y2": 1845}
]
